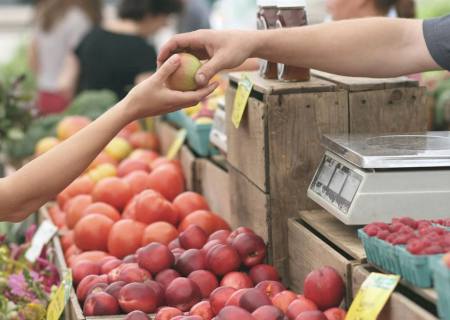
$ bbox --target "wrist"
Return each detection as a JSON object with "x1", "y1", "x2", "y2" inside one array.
[
  {"x1": 113, "y1": 97, "x2": 137, "y2": 127},
  {"x1": 249, "y1": 30, "x2": 270, "y2": 58}
]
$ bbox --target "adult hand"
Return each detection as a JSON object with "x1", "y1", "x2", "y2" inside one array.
[
  {"x1": 126, "y1": 54, "x2": 219, "y2": 120},
  {"x1": 158, "y1": 29, "x2": 257, "y2": 87}
]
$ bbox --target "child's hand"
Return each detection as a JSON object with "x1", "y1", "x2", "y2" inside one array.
[{"x1": 124, "y1": 54, "x2": 219, "y2": 120}]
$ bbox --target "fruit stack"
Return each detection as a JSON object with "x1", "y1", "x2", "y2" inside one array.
[
  {"x1": 359, "y1": 217, "x2": 450, "y2": 287},
  {"x1": 432, "y1": 253, "x2": 450, "y2": 320}
]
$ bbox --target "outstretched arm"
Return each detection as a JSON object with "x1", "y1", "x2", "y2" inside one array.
[
  {"x1": 159, "y1": 17, "x2": 439, "y2": 87},
  {"x1": 0, "y1": 55, "x2": 218, "y2": 222}
]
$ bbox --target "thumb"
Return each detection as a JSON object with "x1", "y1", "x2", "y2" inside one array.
[
  {"x1": 155, "y1": 54, "x2": 181, "y2": 81},
  {"x1": 195, "y1": 54, "x2": 226, "y2": 87}
]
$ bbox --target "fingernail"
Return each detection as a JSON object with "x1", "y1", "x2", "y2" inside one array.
[{"x1": 196, "y1": 73, "x2": 206, "y2": 86}]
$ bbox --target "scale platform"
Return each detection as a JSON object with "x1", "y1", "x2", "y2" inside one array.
[{"x1": 307, "y1": 132, "x2": 450, "y2": 225}]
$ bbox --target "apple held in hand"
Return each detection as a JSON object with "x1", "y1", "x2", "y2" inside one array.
[{"x1": 167, "y1": 53, "x2": 202, "y2": 92}]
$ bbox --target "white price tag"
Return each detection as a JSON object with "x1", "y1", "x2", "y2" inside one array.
[{"x1": 25, "y1": 220, "x2": 58, "y2": 263}]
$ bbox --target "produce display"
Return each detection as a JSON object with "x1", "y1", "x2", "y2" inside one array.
[
  {"x1": 0, "y1": 225, "x2": 60, "y2": 319},
  {"x1": 39, "y1": 117, "x2": 347, "y2": 319},
  {"x1": 359, "y1": 217, "x2": 450, "y2": 287}
]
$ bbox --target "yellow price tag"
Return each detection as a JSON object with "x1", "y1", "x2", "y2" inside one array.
[
  {"x1": 47, "y1": 270, "x2": 72, "y2": 320},
  {"x1": 231, "y1": 74, "x2": 253, "y2": 129},
  {"x1": 347, "y1": 272, "x2": 400, "y2": 320},
  {"x1": 166, "y1": 129, "x2": 187, "y2": 160}
]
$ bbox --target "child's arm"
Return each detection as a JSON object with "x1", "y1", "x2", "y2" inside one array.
[{"x1": 0, "y1": 55, "x2": 217, "y2": 222}]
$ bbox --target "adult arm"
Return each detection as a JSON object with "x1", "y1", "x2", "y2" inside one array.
[
  {"x1": 159, "y1": 17, "x2": 439, "y2": 86},
  {"x1": 0, "y1": 55, "x2": 218, "y2": 222}
]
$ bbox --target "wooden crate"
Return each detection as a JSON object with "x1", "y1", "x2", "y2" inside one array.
[
  {"x1": 195, "y1": 157, "x2": 232, "y2": 224},
  {"x1": 351, "y1": 265, "x2": 438, "y2": 320},
  {"x1": 226, "y1": 71, "x2": 427, "y2": 279}
]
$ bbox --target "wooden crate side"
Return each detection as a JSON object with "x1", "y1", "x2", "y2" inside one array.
[
  {"x1": 351, "y1": 265, "x2": 437, "y2": 320},
  {"x1": 226, "y1": 88, "x2": 268, "y2": 192},
  {"x1": 349, "y1": 87, "x2": 428, "y2": 133},
  {"x1": 287, "y1": 219, "x2": 351, "y2": 297},
  {"x1": 196, "y1": 159, "x2": 232, "y2": 223},
  {"x1": 228, "y1": 165, "x2": 269, "y2": 243},
  {"x1": 155, "y1": 119, "x2": 178, "y2": 155},
  {"x1": 179, "y1": 145, "x2": 197, "y2": 191},
  {"x1": 268, "y1": 91, "x2": 349, "y2": 273}
]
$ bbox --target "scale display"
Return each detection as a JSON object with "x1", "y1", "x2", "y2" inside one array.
[
  {"x1": 307, "y1": 132, "x2": 450, "y2": 225},
  {"x1": 310, "y1": 154, "x2": 362, "y2": 215}
]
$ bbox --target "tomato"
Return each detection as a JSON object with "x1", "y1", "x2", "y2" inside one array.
[
  {"x1": 65, "y1": 195, "x2": 93, "y2": 229},
  {"x1": 134, "y1": 190, "x2": 179, "y2": 225},
  {"x1": 92, "y1": 177, "x2": 133, "y2": 211},
  {"x1": 57, "y1": 175, "x2": 95, "y2": 208},
  {"x1": 108, "y1": 219, "x2": 146, "y2": 258},
  {"x1": 173, "y1": 192, "x2": 210, "y2": 221},
  {"x1": 83, "y1": 202, "x2": 121, "y2": 222},
  {"x1": 74, "y1": 214, "x2": 114, "y2": 251},
  {"x1": 147, "y1": 164, "x2": 185, "y2": 201}
]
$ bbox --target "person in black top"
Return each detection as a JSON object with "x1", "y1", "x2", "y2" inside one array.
[{"x1": 59, "y1": 0, "x2": 182, "y2": 100}]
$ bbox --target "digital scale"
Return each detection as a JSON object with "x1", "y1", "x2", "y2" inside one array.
[{"x1": 307, "y1": 132, "x2": 450, "y2": 225}]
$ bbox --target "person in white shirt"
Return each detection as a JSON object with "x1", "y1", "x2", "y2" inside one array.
[{"x1": 29, "y1": 0, "x2": 102, "y2": 115}]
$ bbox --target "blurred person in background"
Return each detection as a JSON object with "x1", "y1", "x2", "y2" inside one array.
[
  {"x1": 59, "y1": 0, "x2": 182, "y2": 101},
  {"x1": 325, "y1": 0, "x2": 415, "y2": 20},
  {"x1": 177, "y1": 0, "x2": 211, "y2": 33},
  {"x1": 29, "y1": 0, "x2": 102, "y2": 115}
]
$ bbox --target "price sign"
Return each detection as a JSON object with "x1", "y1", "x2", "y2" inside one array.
[
  {"x1": 47, "y1": 270, "x2": 72, "y2": 320},
  {"x1": 166, "y1": 129, "x2": 187, "y2": 160},
  {"x1": 231, "y1": 75, "x2": 253, "y2": 129},
  {"x1": 25, "y1": 220, "x2": 58, "y2": 263},
  {"x1": 347, "y1": 272, "x2": 400, "y2": 320}
]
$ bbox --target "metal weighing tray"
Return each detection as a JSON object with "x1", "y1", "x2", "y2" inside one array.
[{"x1": 321, "y1": 132, "x2": 450, "y2": 169}]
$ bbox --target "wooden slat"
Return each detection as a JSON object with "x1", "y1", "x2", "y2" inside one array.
[
  {"x1": 287, "y1": 219, "x2": 350, "y2": 295},
  {"x1": 226, "y1": 89, "x2": 268, "y2": 192},
  {"x1": 267, "y1": 90, "x2": 349, "y2": 273},
  {"x1": 312, "y1": 70, "x2": 418, "y2": 92},
  {"x1": 349, "y1": 87, "x2": 428, "y2": 133},
  {"x1": 196, "y1": 159, "x2": 232, "y2": 224},
  {"x1": 228, "y1": 72, "x2": 337, "y2": 95},
  {"x1": 299, "y1": 210, "x2": 366, "y2": 260},
  {"x1": 228, "y1": 165, "x2": 269, "y2": 243},
  {"x1": 351, "y1": 265, "x2": 437, "y2": 320},
  {"x1": 179, "y1": 145, "x2": 196, "y2": 191},
  {"x1": 155, "y1": 119, "x2": 178, "y2": 156}
]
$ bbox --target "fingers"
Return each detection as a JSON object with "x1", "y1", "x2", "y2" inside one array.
[
  {"x1": 171, "y1": 82, "x2": 219, "y2": 108},
  {"x1": 158, "y1": 31, "x2": 211, "y2": 65},
  {"x1": 154, "y1": 54, "x2": 181, "y2": 82}
]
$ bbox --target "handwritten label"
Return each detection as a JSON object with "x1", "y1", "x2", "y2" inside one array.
[
  {"x1": 47, "y1": 270, "x2": 72, "y2": 320},
  {"x1": 347, "y1": 272, "x2": 400, "y2": 320},
  {"x1": 231, "y1": 75, "x2": 253, "y2": 129},
  {"x1": 166, "y1": 129, "x2": 187, "y2": 160},
  {"x1": 25, "y1": 220, "x2": 58, "y2": 263}
]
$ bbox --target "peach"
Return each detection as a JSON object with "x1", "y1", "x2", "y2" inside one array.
[
  {"x1": 101, "y1": 259, "x2": 123, "y2": 275},
  {"x1": 173, "y1": 192, "x2": 210, "y2": 220},
  {"x1": 172, "y1": 248, "x2": 186, "y2": 261},
  {"x1": 227, "y1": 227, "x2": 255, "y2": 244},
  {"x1": 137, "y1": 243, "x2": 175, "y2": 274},
  {"x1": 57, "y1": 116, "x2": 91, "y2": 140},
  {"x1": 188, "y1": 270, "x2": 219, "y2": 298},
  {"x1": 123, "y1": 255, "x2": 137, "y2": 263},
  {"x1": 239, "y1": 288, "x2": 272, "y2": 313},
  {"x1": 250, "y1": 265, "x2": 280, "y2": 284},
  {"x1": 169, "y1": 238, "x2": 182, "y2": 250},
  {"x1": 167, "y1": 53, "x2": 202, "y2": 92},
  {"x1": 135, "y1": 190, "x2": 179, "y2": 225},
  {"x1": 220, "y1": 272, "x2": 253, "y2": 290},
  {"x1": 83, "y1": 202, "x2": 121, "y2": 222},
  {"x1": 210, "y1": 286, "x2": 237, "y2": 315},
  {"x1": 144, "y1": 279, "x2": 165, "y2": 307},
  {"x1": 295, "y1": 311, "x2": 327, "y2": 320},
  {"x1": 117, "y1": 158, "x2": 150, "y2": 177},
  {"x1": 155, "y1": 269, "x2": 181, "y2": 289},
  {"x1": 129, "y1": 131, "x2": 160, "y2": 151},
  {"x1": 83, "y1": 292, "x2": 120, "y2": 316},
  {"x1": 77, "y1": 274, "x2": 108, "y2": 303},
  {"x1": 225, "y1": 288, "x2": 250, "y2": 307},
  {"x1": 190, "y1": 300, "x2": 214, "y2": 320},
  {"x1": 272, "y1": 291, "x2": 297, "y2": 313},
  {"x1": 180, "y1": 225, "x2": 208, "y2": 250},
  {"x1": 86, "y1": 282, "x2": 108, "y2": 298},
  {"x1": 119, "y1": 282, "x2": 159, "y2": 313},
  {"x1": 207, "y1": 244, "x2": 241, "y2": 276},
  {"x1": 92, "y1": 177, "x2": 133, "y2": 210},
  {"x1": 124, "y1": 310, "x2": 150, "y2": 320},
  {"x1": 216, "y1": 306, "x2": 255, "y2": 320},
  {"x1": 256, "y1": 281, "x2": 285, "y2": 299},
  {"x1": 65, "y1": 194, "x2": 93, "y2": 229},
  {"x1": 108, "y1": 263, "x2": 151, "y2": 283},
  {"x1": 105, "y1": 281, "x2": 126, "y2": 300},
  {"x1": 74, "y1": 214, "x2": 114, "y2": 251},
  {"x1": 124, "y1": 171, "x2": 151, "y2": 195},
  {"x1": 108, "y1": 219, "x2": 146, "y2": 258},
  {"x1": 252, "y1": 305, "x2": 285, "y2": 320},
  {"x1": 323, "y1": 308, "x2": 347, "y2": 320},
  {"x1": 232, "y1": 233, "x2": 266, "y2": 267},
  {"x1": 208, "y1": 230, "x2": 231, "y2": 243},
  {"x1": 175, "y1": 249, "x2": 207, "y2": 276},
  {"x1": 155, "y1": 306, "x2": 183, "y2": 320},
  {"x1": 73, "y1": 260, "x2": 100, "y2": 285},
  {"x1": 35, "y1": 136, "x2": 59, "y2": 155},
  {"x1": 129, "y1": 149, "x2": 160, "y2": 164},
  {"x1": 286, "y1": 298, "x2": 318, "y2": 320},
  {"x1": 142, "y1": 222, "x2": 179, "y2": 246},
  {"x1": 303, "y1": 267, "x2": 345, "y2": 311},
  {"x1": 165, "y1": 277, "x2": 202, "y2": 312},
  {"x1": 202, "y1": 240, "x2": 223, "y2": 255}
]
